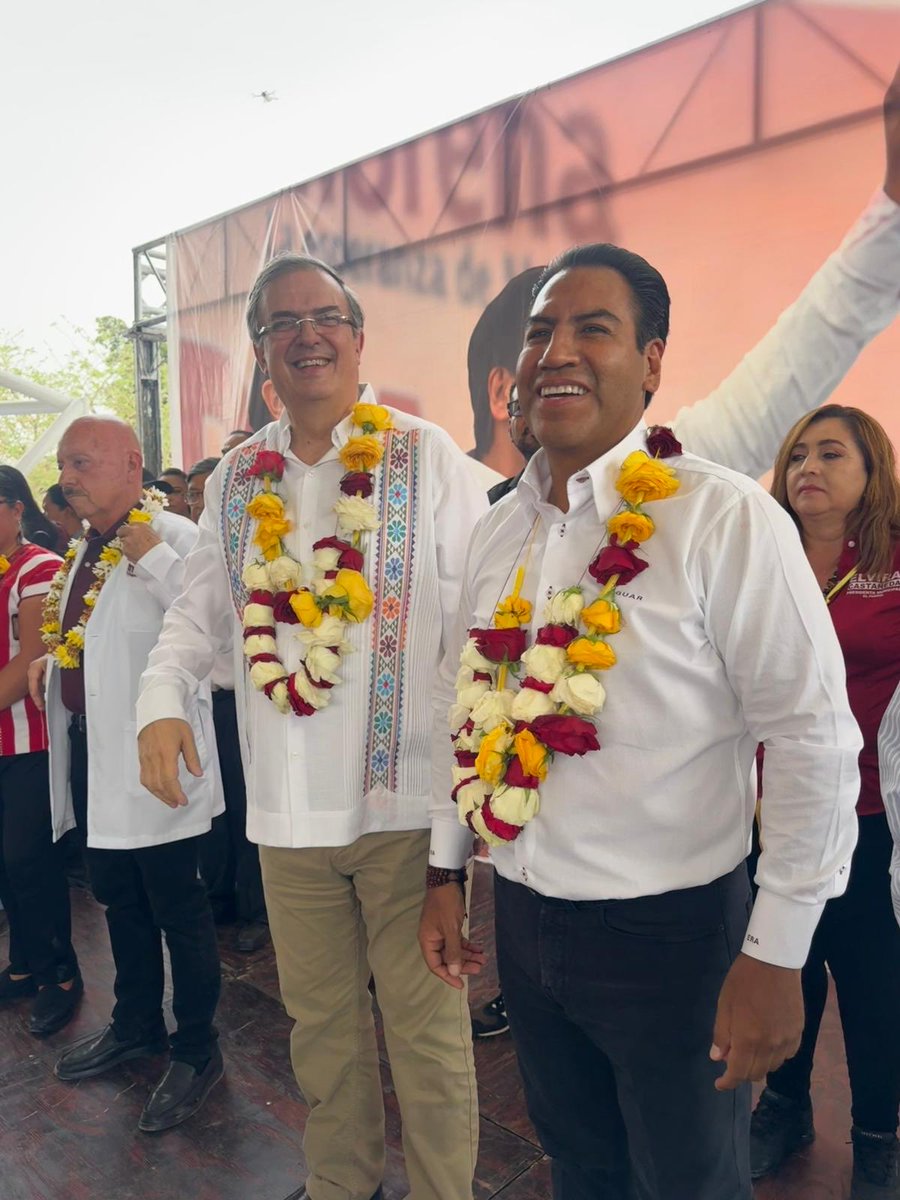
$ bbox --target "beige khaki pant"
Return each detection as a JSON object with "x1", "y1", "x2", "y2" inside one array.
[{"x1": 259, "y1": 830, "x2": 478, "y2": 1200}]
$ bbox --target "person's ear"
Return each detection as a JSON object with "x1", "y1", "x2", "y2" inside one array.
[{"x1": 487, "y1": 366, "x2": 515, "y2": 421}]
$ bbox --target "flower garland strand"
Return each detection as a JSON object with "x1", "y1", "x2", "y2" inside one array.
[
  {"x1": 41, "y1": 488, "x2": 168, "y2": 669},
  {"x1": 241, "y1": 402, "x2": 393, "y2": 717},
  {"x1": 450, "y1": 426, "x2": 682, "y2": 847},
  {"x1": 0, "y1": 555, "x2": 9, "y2": 576}
]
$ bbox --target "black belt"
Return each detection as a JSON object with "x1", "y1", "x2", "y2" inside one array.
[{"x1": 68, "y1": 713, "x2": 88, "y2": 734}]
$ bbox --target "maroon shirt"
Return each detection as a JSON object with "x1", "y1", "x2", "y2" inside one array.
[
  {"x1": 59, "y1": 515, "x2": 130, "y2": 714},
  {"x1": 829, "y1": 538, "x2": 900, "y2": 816}
]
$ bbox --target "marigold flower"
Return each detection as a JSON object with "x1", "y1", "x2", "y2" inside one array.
[
  {"x1": 339, "y1": 435, "x2": 384, "y2": 473},
  {"x1": 615, "y1": 451, "x2": 680, "y2": 505},
  {"x1": 494, "y1": 594, "x2": 533, "y2": 629}
]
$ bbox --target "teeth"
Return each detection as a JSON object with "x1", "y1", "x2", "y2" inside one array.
[
  {"x1": 540, "y1": 385, "x2": 587, "y2": 397},
  {"x1": 295, "y1": 358, "x2": 329, "y2": 368}
]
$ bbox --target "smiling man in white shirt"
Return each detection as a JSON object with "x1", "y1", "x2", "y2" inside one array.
[
  {"x1": 420, "y1": 242, "x2": 862, "y2": 1200},
  {"x1": 135, "y1": 256, "x2": 485, "y2": 1200}
]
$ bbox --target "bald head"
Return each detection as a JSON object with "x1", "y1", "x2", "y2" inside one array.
[{"x1": 57, "y1": 416, "x2": 145, "y2": 533}]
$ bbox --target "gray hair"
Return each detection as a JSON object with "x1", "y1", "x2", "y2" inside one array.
[{"x1": 246, "y1": 254, "x2": 365, "y2": 344}]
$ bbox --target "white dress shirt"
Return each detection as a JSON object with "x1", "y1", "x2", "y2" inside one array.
[
  {"x1": 137, "y1": 387, "x2": 488, "y2": 849},
  {"x1": 430, "y1": 421, "x2": 861, "y2": 969},
  {"x1": 878, "y1": 682, "x2": 900, "y2": 929}
]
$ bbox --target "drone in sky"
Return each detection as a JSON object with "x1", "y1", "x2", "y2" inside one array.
[{"x1": 252, "y1": 90, "x2": 278, "y2": 103}]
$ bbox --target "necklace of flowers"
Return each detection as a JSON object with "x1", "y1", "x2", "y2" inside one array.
[
  {"x1": 241, "y1": 401, "x2": 394, "y2": 717},
  {"x1": 40, "y1": 488, "x2": 168, "y2": 669},
  {"x1": 450, "y1": 425, "x2": 683, "y2": 848}
]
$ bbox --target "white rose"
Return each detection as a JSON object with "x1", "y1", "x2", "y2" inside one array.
[
  {"x1": 311, "y1": 547, "x2": 341, "y2": 573},
  {"x1": 544, "y1": 588, "x2": 585, "y2": 627},
  {"x1": 448, "y1": 703, "x2": 470, "y2": 733},
  {"x1": 459, "y1": 638, "x2": 494, "y2": 672},
  {"x1": 453, "y1": 726, "x2": 481, "y2": 753},
  {"x1": 490, "y1": 784, "x2": 539, "y2": 826},
  {"x1": 249, "y1": 660, "x2": 287, "y2": 692},
  {"x1": 268, "y1": 554, "x2": 303, "y2": 592},
  {"x1": 511, "y1": 686, "x2": 557, "y2": 722},
  {"x1": 551, "y1": 672, "x2": 606, "y2": 716},
  {"x1": 455, "y1": 778, "x2": 488, "y2": 821},
  {"x1": 468, "y1": 806, "x2": 507, "y2": 848},
  {"x1": 520, "y1": 644, "x2": 567, "y2": 684},
  {"x1": 469, "y1": 689, "x2": 515, "y2": 732},
  {"x1": 305, "y1": 644, "x2": 343, "y2": 685},
  {"x1": 291, "y1": 668, "x2": 330, "y2": 710},
  {"x1": 298, "y1": 614, "x2": 351, "y2": 650},
  {"x1": 457, "y1": 679, "x2": 491, "y2": 710},
  {"x1": 334, "y1": 496, "x2": 380, "y2": 535},
  {"x1": 241, "y1": 560, "x2": 272, "y2": 591},
  {"x1": 454, "y1": 665, "x2": 474, "y2": 691},
  {"x1": 243, "y1": 602, "x2": 274, "y2": 628},
  {"x1": 243, "y1": 634, "x2": 278, "y2": 659}
]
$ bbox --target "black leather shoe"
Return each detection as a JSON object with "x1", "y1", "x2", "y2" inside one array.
[
  {"x1": 29, "y1": 970, "x2": 84, "y2": 1037},
  {"x1": 55, "y1": 1023, "x2": 169, "y2": 1081},
  {"x1": 750, "y1": 1087, "x2": 815, "y2": 1179},
  {"x1": 0, "y1": 966, "x2": 37, "y2": 1003},
  {"x1": 235, "y1": 921, "x2": 270, "y2": 953},
  {"x1": 851, "y1": 1127, "x2": 900, "y2": 1198},
  {"x1": 138, "y1": 1045, "x2": 224, "y2": 1133}
]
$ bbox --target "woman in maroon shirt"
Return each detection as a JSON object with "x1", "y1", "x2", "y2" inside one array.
[{"x1": 751, "y1": 405, "x2": 900, "y2": 1197}]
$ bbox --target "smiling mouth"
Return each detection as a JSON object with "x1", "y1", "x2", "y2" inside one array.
[
  {"x1": 538, "y1": 384, "x2": 588, "y2": 398},
  {"x1": 291, "y1": 357, "x2": 331, "y2": 370}
]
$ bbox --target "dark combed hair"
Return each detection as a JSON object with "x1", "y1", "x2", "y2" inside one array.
[
  {"x1": 771, "y1": 404, "x2": 900, "y2": 578},
  {"x1": 246, "y1": 254, "x2": 365, "y2": 344},
  {"x1": 535, "y1": 243, "x2": 670, "y2": 407},
  {"x1": 160, "y1": 467, "x2": 187, "y2": 481},
  {"x1": 188, "y1": 457, "x2": 221, "y2": 480},
  {"x1": 0, "y1": 465, "x2": 60, "y2": 551},
  {"x1": 467, "y1": 266, "x2": 546, "y2": 457}
]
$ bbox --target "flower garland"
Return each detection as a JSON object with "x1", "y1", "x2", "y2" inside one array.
[
  {"x1": 40, "y1": 488, "x2": 168, "y2": 669},
  {"x1": 241, "y1": 402, "x2": 393, "y2": 717},
  {"x1": 0, "y1": 555, "x2": 9, "y2": 576},
  {"x1": 450, "y1": 426, "x2": 682, "y2": 847}
]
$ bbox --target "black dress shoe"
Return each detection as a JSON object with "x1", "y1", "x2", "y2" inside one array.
[
  {"x1": 29, "y1": 971, "x2": 84, "y2": 1037},
  {"x1": 749, "y1": 1086, "x2": 815, "y2": 1179},
  {"x1": 235, "y1": 920, "x2": 270, "y2": 953},
  {"x1": 0, "y1": 966, "x2": 37, "y2": 1003},
  {"x1": 138, "y1": 1044, "x2": 224, "y2": 1133},
  {"x1": 55, "y1": 1023, "x2": 170, "y2": 1081}
]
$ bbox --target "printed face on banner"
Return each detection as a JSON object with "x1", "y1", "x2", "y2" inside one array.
[
  {"x1": 252, "y1": 267, "x2": 364, "y2": 419},
  {"x1": 517, "y1": 266, "x2": 663, "y2": 462}
]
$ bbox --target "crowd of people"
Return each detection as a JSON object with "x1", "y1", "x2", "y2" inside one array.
[{"x1": 0, "y1": 63, "x2": 898, "y2": 1200}]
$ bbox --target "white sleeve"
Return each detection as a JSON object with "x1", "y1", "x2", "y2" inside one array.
[
  {"x1": 697, "y1": 489, "x2": 861, "y2": 968},
  {"x1": 672, "y1": 191, "x2": 900, "y2": 477},
  {"x1": 878, "y1": 683, "x2": 900, "y2": 930}
]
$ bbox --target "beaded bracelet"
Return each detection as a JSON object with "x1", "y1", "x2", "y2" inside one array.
[{"x1": 425, "y1": 865, "x2": 468, "y2": 889}]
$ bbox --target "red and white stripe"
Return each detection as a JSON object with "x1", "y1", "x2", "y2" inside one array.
[{"x1": 0, "y1": 544, "x2": 61, "y2": 756}]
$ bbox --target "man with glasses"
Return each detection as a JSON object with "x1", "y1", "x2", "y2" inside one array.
[{"x1": 135, "y1": 255, "x2": 485, "y2": 1200}]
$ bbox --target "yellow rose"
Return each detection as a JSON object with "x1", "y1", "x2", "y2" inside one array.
[
  {"x1": 615, "y1": 451, "x2": 680, "y2": 506},
  {"x1": 289, "y1": 589, "x2": 323, "y2": 628},
  {"x1": 335, "y1": 568, "x2": 374, "y2": 622},
  {"x1": 494, "y1": 594, "x2": 533, "y2": 629},
  {"x1": 607, "y1": 510, "x2": 655, "y2": 544},
  {"x1": 247, "y1": 492, "x2": 285, "y2": 520},
  {"x1": 339, "y1": 435, "x2": 384, "y2": 473},
  {"x1": 513, "y1": 729, "x2": 549, "y2": 781},
  {"x1": 128, "y1": 508, "x2": 153, "y2": 524},
  {"x1": 352, "y1": 403, "x2": 393, "y2": 432},
  {"x1": 566, "y1": 637, "x2": 617, "y2": 670},
  {"x1": 0, "y1": 555, "x2": 9, "y2": 575},
  {"x1": 254, "y1": 517, "x2": 292, "y2": 560},
  {"x1": 475, "y1": 720, "x2": 513, "y2": 786},
  {"x1": 581, "y1": 599, "x2": 621, "y2": 635}
]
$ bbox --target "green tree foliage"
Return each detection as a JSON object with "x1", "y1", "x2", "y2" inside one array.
[{"x1": 0, "y1": 319, "x2": 169, "y2": 499}]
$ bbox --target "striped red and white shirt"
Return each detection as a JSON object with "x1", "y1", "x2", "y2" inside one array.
[{"x1": 0, "y1": 543, "x2": 62, "y2": 757}]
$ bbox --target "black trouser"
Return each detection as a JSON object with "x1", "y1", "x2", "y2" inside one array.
[
  {"x1": 495, "y1": 863, "x2": 754, "y2": 1200},
  {"x1": 766, "y1": 812, "x2": 900, "y2": 1134},
  {"x1": 0, "y1": 751, "x2": 78, "y2": 987},
  {"x1": 69, "y1": 721, "x2": 220, "y2": 1067},
  {"x1": 198, "y1": 689, "x2": 266, "y2": 924}
]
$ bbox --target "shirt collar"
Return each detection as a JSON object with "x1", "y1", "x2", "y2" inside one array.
[
  {"x1": 86, "y1": 510, "x2": 133, "y2": 543},
  {"x1": 517, "y1": 419, "x2": 650, "y2": 521},
  {"x1": 273, "y1": 383, "x2": 378, "y2": 458}
]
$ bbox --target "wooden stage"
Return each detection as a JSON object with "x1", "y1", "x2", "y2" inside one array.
[{"x1": 0, "y1": 860, "x2": 856, "y2": 1200}]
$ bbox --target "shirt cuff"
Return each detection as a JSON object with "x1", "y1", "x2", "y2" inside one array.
[
  {"x1": 742, "y1": 888, "x2": 827, "y2": 969},
  {"x1": 135, "y1": 679, "x2": 190, "y2": 733},
  {"x1": 429, "y1": 816, "x2": 473, "y2": 869},
  {"x1": 133, "y1": 540, "x2": 177, "y2": 580}
]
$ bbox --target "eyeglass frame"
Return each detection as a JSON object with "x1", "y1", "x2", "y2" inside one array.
[{"x1": 255, "y1": 313, "x2": 358, "y2": 340}]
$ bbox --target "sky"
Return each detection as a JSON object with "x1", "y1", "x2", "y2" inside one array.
[{"x1": 0, "y1": 0, "x2": 746, "y2": 364}]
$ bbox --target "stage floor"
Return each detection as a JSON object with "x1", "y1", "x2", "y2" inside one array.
[{"x1": 0, "y1": 860, "x2": 855, "y2": 1200}]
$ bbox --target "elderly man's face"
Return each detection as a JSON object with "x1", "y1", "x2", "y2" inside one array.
[{"x1": 57, "y1": 425, "x2": 142, "y2": 529}]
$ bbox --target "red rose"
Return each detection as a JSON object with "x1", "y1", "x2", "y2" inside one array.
[
  {"x1": 646, "y1": 425, "x2": 683, "y2": 459},
  {"x1": 520, "y1": 676, "x2": 554, "y2": 694},
  {"x1": 273, "y1": 591, "x2": 300, "y2": 624},
  {"x1": 313, "y1": 535, "x2": 364, "y2": 572},
  {"x1": 536, "y1": 623, "x2": 578, "y2": 647},
  {"x1": 470, "y1": 626, "x2": 527, "y2": 664},
  {"x1": 340, "y1": 471, "x2": 374, "y2": 498},
  {"x1": 286, "y1": 674, "x2": 315, "y2": 717},
  {"x1": 503, "y1": 757, "x2": 541, "y2": 789},
  {"x1": 243, "y1": 624, "x2": 276, "y2": 638},
  {"x1": 454, "y1": 750, "x2": 478, "y2": 767},
  {"x1": 247, "y1": 450, "x2": 287, "y2": 480},
  {"x1": 481, "y1": 797, "x2": 523, "y2": 842},
  {"x1": 246, "y1": 589, "x2": 275, "y2": 607},
  {"x1": 589, "y1": 537, "x2": 649, "y2": 586},
  {"x1": 529, "y1": 714, "x2": 601, "y2": 756}
]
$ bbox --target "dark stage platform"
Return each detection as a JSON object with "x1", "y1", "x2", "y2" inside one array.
[{"x1": 0, "y1": 861, "x2": 856, "y2": 1199}]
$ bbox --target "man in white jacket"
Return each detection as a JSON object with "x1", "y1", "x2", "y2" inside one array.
[{"x1": 29, "y1": 416, "x2": 224, "y2": 1134}]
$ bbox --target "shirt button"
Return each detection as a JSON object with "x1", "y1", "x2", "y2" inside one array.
[{"x1": 559, "y1": 523, "x2": 566, "y2": 538}]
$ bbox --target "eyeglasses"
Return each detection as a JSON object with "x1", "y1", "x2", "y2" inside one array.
[
  {"x1": 256, "y1": 314, "x2": 356, "y2": 340},
  {"x1": 506, "y1": 400, "x2": 522, "y2": 418}
]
